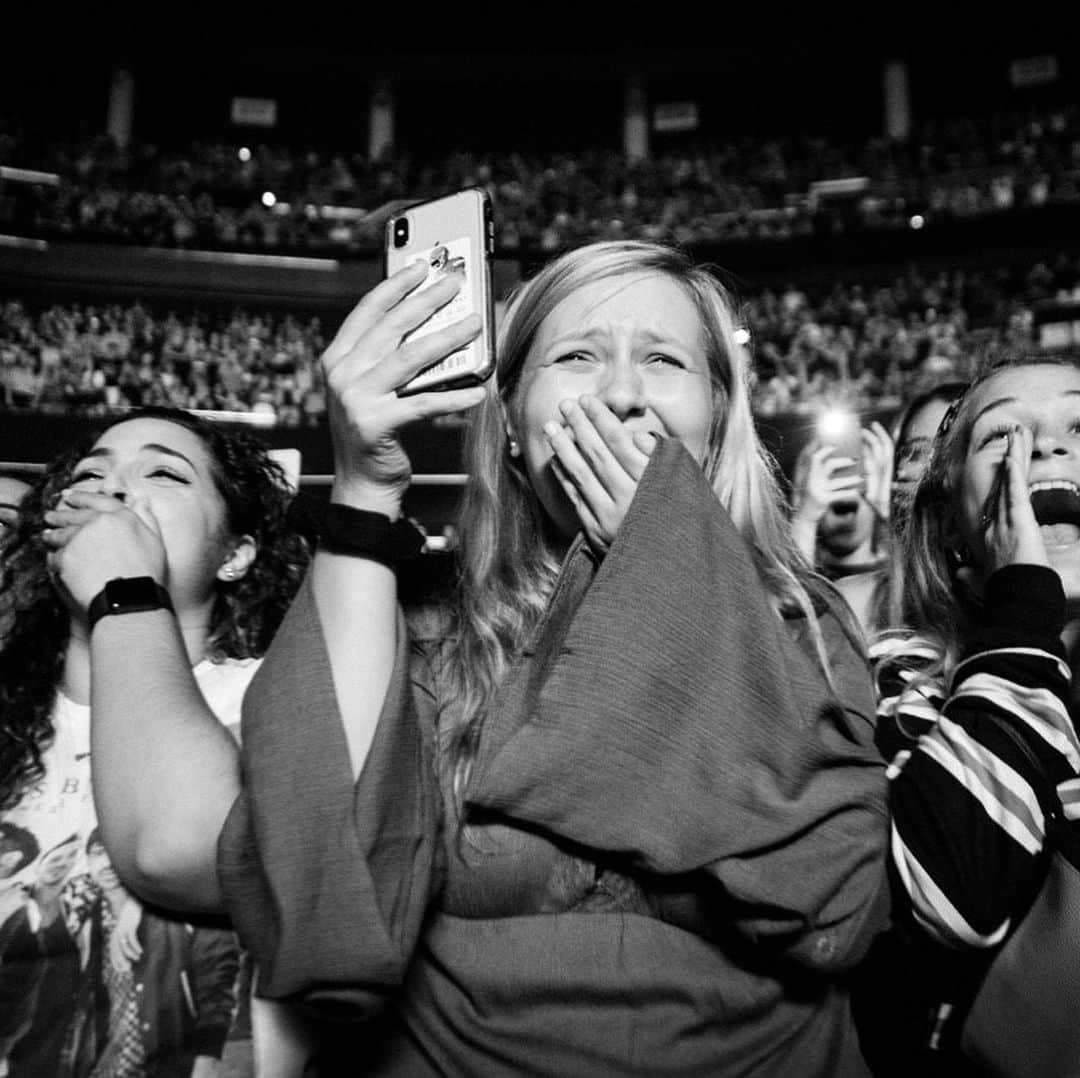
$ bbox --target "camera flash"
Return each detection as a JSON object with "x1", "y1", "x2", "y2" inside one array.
[{"x1": 817, "y1": 408, "x2": 854, "y2": 442}]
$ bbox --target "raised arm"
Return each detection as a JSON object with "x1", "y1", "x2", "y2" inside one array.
[
  {"x1": 91, "y1": 611, "x2": 241, "y2": 910},
  {"x1": 43, "y1": 495, "x2": 242, "y2": 912},
  {"x1": 882, "y1": 565, "x2": 1079, "y2": 948},
  {"x1": 309, "y1": 259, "x2": 485, "y2": 777},
  {"x1": 215, "y1": 265, "x2": 487, "y2": 1010}
]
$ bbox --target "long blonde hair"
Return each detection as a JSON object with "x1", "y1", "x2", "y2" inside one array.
[{"x1": 444, "y1": 240, "x2": 848, "y2": 787}]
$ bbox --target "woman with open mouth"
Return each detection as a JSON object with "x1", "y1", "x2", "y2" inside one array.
[
  {"x1": 857, "y1": 355, "x2": 1080, "y2": 1075},
  {"x1": 87, "y1": 241, "x2": 891, "y2": 1076}
]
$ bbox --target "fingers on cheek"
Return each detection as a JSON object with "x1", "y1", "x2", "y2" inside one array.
[
  {"x1": 550, "y1": 456, "x2": 582, "y2": 507},
  {"x1": 543, "y1": 420, "x2": 575, "y2": 461},
  {"x1": 553, "y1": 459, "x2": 601, "y2": 530},
  {"x1": 554, "y1": 403, "x2": 592, "y2": 450}
]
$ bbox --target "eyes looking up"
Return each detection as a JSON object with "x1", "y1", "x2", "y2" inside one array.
[
  {"x1": 549, "y1": 350, "x2": 692, "y2": 373},
  {"x1": 971, "y1": 414, "x2": 1080, "y2": 453}
]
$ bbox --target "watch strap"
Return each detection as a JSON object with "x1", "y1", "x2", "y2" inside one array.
[
  {"x1": 87, "y1": 577, "x2": 175, "y2": 635},
  {"x1": 316, "y1": 503, "x2": 426, "y2": 567}
]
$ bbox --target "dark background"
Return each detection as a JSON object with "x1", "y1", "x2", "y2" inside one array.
[
  {"x1": 2, "y1": 0, "x2": 1075, "y2": 526},
  {"x1": 4, "y1": 1, "x2": 1072, "y2": 150}
]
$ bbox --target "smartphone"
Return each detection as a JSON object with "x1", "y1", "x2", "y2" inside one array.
[
  {"x1": 385, "y1": 187, "x2": 496, "y2": 396},
  {"x1": 816, "y1": 410, "x2": 866, "y2": 490}
]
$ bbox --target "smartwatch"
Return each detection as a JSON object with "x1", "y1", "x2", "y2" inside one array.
[{"x1": 86, "y1": 577, "x2": 174, "y2": 635}]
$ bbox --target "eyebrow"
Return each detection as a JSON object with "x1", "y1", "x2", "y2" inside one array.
[
  {"x1": 545, "y1": 326, "x2": 693, "y2": 350},
  {"x1": 972, "y1": 390, "x2": 1080, "y2": 425},
  {"x1": 81, "y1": 443, "x2": 199, "y2": 472}
]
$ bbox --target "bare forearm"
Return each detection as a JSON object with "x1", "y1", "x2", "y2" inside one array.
[
  {"x1": 89, "y1": 610, "x2": 238, "y2": 912},
  {"x1": 310, "y1": 544, "x2": 398, "y2": 780}
]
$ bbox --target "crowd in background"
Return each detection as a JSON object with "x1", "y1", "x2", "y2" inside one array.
[
  {"x1": 5, "y1": 16, "x2": 1080, "y2": 1071},
  {"x1": 1, "y1": 102, "x2": 1078, "y2": 253},
  {"x1": 2, "y1": 251, "x2": 1078, "y2": 423},
  {"x1": 3, "y1": 99, "x2": 1078, "y2": 427},
  {"x1": 0, "y1": 300, "x2": 327, "y2": 425}
]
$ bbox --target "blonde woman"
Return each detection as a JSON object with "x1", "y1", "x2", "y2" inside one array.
[{"x1": 95, "y1": 241, "x2": 889, "y2": 1075}]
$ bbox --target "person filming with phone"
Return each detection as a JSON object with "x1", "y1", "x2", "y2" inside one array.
[
  {"x1": 790, "y1": 411, "x2": 893, "y2": 583},
  {"x1": 91, "y1": 238, "x2": 889, "y2": 1075}
]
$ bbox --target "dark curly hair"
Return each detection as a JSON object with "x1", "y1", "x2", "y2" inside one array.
[{"x1": 0, "y1": 406, "x2": 311, "y2": 810}]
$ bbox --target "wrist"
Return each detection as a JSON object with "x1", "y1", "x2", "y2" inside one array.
[
  {"x1": 329, "y1": 478, "x2": 406, "y2": 521},
  {"x1": 313, "y1": 503, "x2": 426, "y2": 567},
  {"x1": 86, "y1": 577, "x2": 174, "y2": 635}
]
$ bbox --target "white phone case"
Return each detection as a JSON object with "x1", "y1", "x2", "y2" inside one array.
[{"x1": 385, "y1": 188, "x2": 496, "y2": 395}]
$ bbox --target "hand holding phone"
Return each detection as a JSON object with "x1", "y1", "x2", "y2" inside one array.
[
  {"x1": 318, "y1": 259, "x2": 488, "y2": 513},
  {"x1": 384, "y1": 188, "x2": 496, "y2": 396},
  {"x1": 815, "y1": 409, "x2": 866, "y2": 492}
]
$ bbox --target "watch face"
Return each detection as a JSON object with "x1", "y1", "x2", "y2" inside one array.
[{"x1": 105, "y1": 577, "x2": 166, "y2": 612}]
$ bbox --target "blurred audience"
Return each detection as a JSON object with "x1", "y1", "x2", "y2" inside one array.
[
  {"x1": 1, "y1": 250, "x2": 1076, "y2": 423},
  {"x1": 746, "y1": 252, "x2": 1080, "y2": 415},
  {"x1": 0, "y1": 299, "x2": 327, "y2": 424},
  {"x1": 1, "y1": 101, "x2": 1078, "y2": 253}
]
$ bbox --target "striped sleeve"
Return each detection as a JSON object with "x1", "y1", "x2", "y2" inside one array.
[{"x1": 876, "y1": 565, "x2": 1079, "y2": 950}]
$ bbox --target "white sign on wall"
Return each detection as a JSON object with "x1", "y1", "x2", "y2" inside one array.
[
  {"x1": 1009, "y1": 55, "x2": 1058, "y2": 88},
  {"x1": 653, "y1": 102, "x2": 699, "y2": 133},
  {"x1": 230, "y1": 97, "x2": 278, "y2": 128}
]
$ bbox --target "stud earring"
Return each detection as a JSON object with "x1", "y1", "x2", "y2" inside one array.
[{"x1": 508, "y1": 439, "x2": 521, "y2": 458}]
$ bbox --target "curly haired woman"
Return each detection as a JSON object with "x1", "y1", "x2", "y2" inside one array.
[{"x1": 0, "y1": 406, "x2": 309, "y2": 1077}]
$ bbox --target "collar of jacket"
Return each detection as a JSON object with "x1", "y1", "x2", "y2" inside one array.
[{"x1": 462, "y1": 435, "x2": 881, "y2": 884}]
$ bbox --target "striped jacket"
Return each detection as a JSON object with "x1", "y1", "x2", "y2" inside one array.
[{"x1": 873, "y1": 564, "x2": 1080, "y2": 950}]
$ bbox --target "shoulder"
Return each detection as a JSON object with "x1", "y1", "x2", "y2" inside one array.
[
  {"x1": 868, "y1": 631, "x2": 946, "y2": 754},
  {"x1": 869, "y1": 631, "x2": 944, "y2": 695}
]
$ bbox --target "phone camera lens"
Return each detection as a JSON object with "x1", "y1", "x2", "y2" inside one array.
[{"x1": 392, "y1": 216, "x2": 410, "y2": 248}]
